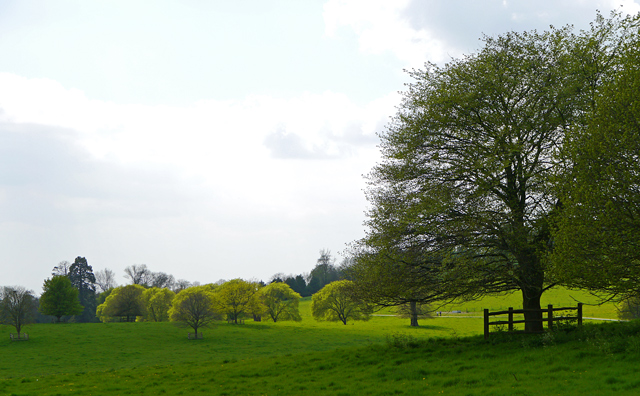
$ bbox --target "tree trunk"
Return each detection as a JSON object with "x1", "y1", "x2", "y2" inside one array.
[
  {"x1": 522, "y1": 287, "x2": 543, "y2": 333},
  {"x1": 409, "y1": 301, "x2": 419, "y2": 327},
  {"x1": 516, "y1": 245, "x2": 545, "y2": 333}
]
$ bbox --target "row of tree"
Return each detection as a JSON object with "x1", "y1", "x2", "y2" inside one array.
[
  {"x1": 2, "y1": 248, "x2": 360, "y2": 333},
  {"x1": 96, "y1": 279, "x2": 303, "y2": 328}
]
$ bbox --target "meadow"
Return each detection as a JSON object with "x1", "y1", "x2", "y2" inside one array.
[{"x1": 0, "y1": 288, "x2": 635, "y2": 395}]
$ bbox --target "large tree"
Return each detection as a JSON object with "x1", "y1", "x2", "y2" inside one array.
[
  {"x1": 360, "y1": 14, "x2": 637, "y2": 332},
  {"x1": 68, "y1": 256, "x2": 97, "y2": 322},
  {"x1": 39, "y1": 276, "x2": 84, "y2": 322},
  {"x1": 0, "y1": 286, "x2": 36, "y2": 336},
  {"x1": 553, "y1": 26, "x2": 640, "y2": 298}
]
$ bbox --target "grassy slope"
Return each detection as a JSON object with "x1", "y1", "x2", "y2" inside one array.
[{"x1": 0, "y1": 288, "x2": 631, "y2": 396}]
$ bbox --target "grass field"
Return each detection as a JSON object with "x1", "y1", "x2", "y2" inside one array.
[{"x1": 0, "y1": 288, "x2": 634, "y2": 395}]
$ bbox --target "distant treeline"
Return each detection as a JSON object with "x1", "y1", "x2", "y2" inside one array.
[
  {"x1": 270, "y1": 249, "x2": 348, "y2": 297},
  {"x1": 2, "y1": 249, "x2": 346, "y2": 325}
]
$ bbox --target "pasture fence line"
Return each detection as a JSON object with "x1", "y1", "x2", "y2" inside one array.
[{"x1": 484, "y1": 303, "x2": 583, "y2": 339}]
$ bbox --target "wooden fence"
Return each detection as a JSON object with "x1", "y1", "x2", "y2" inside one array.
[
  {"x1": 484, "y1": 303, "x2": 583, "y2": 339},
  {"x1": 9, "y1": 333, "x2": 29, "y2": 341}
]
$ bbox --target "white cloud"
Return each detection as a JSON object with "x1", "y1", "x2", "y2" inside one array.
[
  {"x1": 0, "y1": 72, "x2": 397, "y2": 290},
  {"x1": 323, "y1": 0, "x2": 452, "y2": 67},
  {"x1": 323, "y1": 0, "x2": 640, "y2": 68}
]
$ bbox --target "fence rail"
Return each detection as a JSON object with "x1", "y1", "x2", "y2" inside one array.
[{"x1": 484, "y1": 303, "x2": 583, "y2": 339}]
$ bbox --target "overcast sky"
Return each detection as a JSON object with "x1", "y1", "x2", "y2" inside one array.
[{"x1": 1, "y1": 0, "x2": 638, "y2": 294}]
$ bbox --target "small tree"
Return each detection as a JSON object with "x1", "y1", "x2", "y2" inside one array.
[
  {"x1": 0, "y1": 286, "x2": 36, "y2": 336},
  {"x1": 396, "y1": 301, "x2": 432, "y2": 327},
  {"x1": 618, "y1": 296, "x2": 640, "y2": 320},
  {"x1": 259, "y1": 282, "x2": 302, "y2": 322},
  {"x1": 169, "y1": 286, "x2": 221, "y2": 338},
  {"x1": 142, "y1": 287, "x2": 175, "y2": 322},
  {"x1": 311, "y1": 280, "x2": 372, "y2": 325},
  {"x1": 346, "y1": 247, "x2": 452, "y2": 327},
  {"x1": 39, "y1": 276, "x2": 84, "y2": 322},
  {"x1": 214, "y1": 279, "x2": 261, "y2": 324}
]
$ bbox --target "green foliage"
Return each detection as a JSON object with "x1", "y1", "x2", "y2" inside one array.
[
  {"x1": 214, "y1": 279, "x2": 262, "y2": 323},
  {"x1": 618, "y1": 296, "x2": 640, "y2": 320},
  {"x1": 553, "y1": 18, "x2": 640, "y2": 298},
  {"x1": 259, "y1": 282, "x2": 302, "y2": 322},
  {"x1": 311, "y1": 280, "x2": 372, "y2": 324},
  {"x1": 169, "y1": 285, "x2": 221, "y2": 335},
  {"x1": 347, "y1": 247, "x2": 444, "y2": 327},
  {"x1": 38, "y1": 276, "x2": 84, "y2": 322},
  {"x1": 141, "y1": 287, "x2": 175, "y2": 322},
  {"x1": 96, "y1": 284, "x2": 146, "y2": 322}
]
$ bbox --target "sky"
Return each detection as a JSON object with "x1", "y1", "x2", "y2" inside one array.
[{"x1": 1, "y1": 0, "x2": 639, "y2": 294}]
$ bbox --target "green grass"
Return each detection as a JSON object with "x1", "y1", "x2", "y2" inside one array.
[{"x1": 0, "y1": 288, "x2": 631, "y2": 395}]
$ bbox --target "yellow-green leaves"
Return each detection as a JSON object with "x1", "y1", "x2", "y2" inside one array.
[
  {"x1": 311, "y1": 280, "x2": 372, "y2": 325},
  {"x1": 96, "y1": 284, "x2": 146, "y2": 322},
  {"x1": 259, "y1": 282, "x2": 302, "y2": 322},
  {"x1": 214, "y1": 279, "x2": 262, "y2": 323},
  {"x1": 169, "y1": 285, "x2": 220, "y2": 335},
  {"x1": 142, "y1": 287, "x2": 175, "y2": 322}
]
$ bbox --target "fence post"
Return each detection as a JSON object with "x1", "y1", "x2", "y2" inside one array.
[
  {"x1": 508, "y1": 307, "x2": 514, "y2": 332},
  {"x1": 548, "y1": 304, "x2": 553, "y2": 331},
  {"x1": 577, "y1": 303, "x2": 583, "y2": 326},
  {"x1": 484, "y1": 309, "x2": 489, "y2": 340}
]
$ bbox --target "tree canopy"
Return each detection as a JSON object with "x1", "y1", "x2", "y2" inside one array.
[
  {"x1": 96, "y1": 284, "x2": 146, "y2": 322},
  {"x1": 39, "y1": 276, "x2": 84, "y2": 322},
  {"x1": 311, "y1": 280, "x2": 372, "y2": 325},
  {"x1": 214, "y1": 279, "x2": 262, "y2": 324},
  {"x1": 346, "y1": 248, "x2": 444, "y2": 327},
  {"x1": 142, "y1": 287, "x2": 175, "y2": 322},
  {"x1": 552, "y1": 25, "x2": 640, "y2": 298},
  {"x1": 169, "y1": 285, "x2": 220, "y2": 337},
  {"x1": 259, "y1": 282, "x2": 302, "y2": 322}
]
